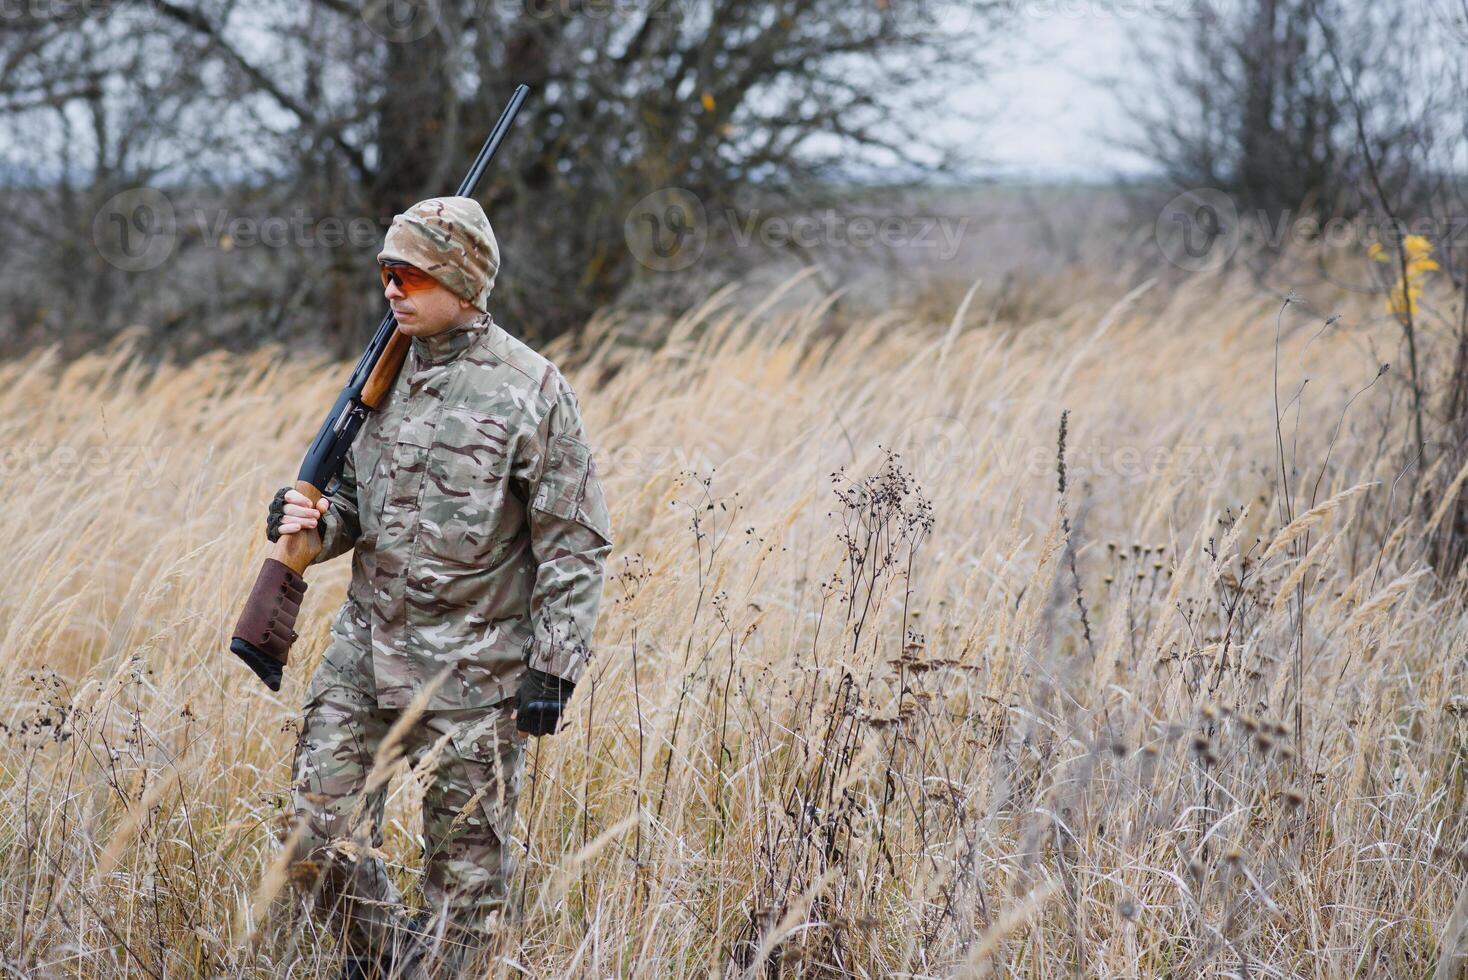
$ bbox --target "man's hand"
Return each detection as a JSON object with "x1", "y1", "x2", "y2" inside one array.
[
  {"x1": 266, "y1": 487, "x2": 330, "y2": 541},
  {"x1": 513, "y1": 668, "x2": 575, "y2": 737}
]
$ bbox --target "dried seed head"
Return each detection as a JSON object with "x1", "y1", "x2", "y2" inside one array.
[{"x1": 1283, "y1": 789, "x2": 1304, "y2": 808}]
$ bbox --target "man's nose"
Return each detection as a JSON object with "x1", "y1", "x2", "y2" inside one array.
[{"x1": 384, "y1": 279, "x2": 405, "y2": 301}]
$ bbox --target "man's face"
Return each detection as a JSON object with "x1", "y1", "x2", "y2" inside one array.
[{"x1": 381, "y1": 262, "x2": 478, "y2": 337}]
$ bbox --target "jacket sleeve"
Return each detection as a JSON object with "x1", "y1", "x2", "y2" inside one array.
[
  {"x1": 310, "y1": 444, "x2": 363, "y2": 566},
  {"x1": 519, "y1": 390, "x2": 614, "y2": 685}
]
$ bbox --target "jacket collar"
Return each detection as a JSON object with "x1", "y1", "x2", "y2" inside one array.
[{"x1": 410, "y1": 312, "x2": 489, "y2": 367}]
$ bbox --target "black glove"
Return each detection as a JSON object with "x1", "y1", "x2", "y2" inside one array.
[
  {"x1": 515, "y1": 668, "x2": 575, "y2": 736},
  {"x1": 265, "y1": 486, "x2": 291, "y2": 542}
]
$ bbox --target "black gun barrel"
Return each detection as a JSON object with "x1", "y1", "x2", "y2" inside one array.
[
  {"x1": 457, "y1": 84, "x2": 529, "y2": 197},
  {"x1": 232, "y1": 85, "x2": 531, "y2": 692}
]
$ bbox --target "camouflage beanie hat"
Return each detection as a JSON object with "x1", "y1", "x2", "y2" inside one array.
[{"x1": 378, "y1": 196, "x2": 499, "y2": 312}]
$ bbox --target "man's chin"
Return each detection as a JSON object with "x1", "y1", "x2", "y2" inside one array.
[{"x1": 394, "y1": 313, "x2": 460, "y2": 337}]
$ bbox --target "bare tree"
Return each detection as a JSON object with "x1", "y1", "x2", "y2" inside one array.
[
  {"x1": 1124, "y1": 0, "x2": 1431, "y2": 222},
  {"x1": 0, "y1": 0, "x2": 1010, "y2": 355},
  {"x1": 1128, "y1": 0, "x2": 1468, "y2": 570}
]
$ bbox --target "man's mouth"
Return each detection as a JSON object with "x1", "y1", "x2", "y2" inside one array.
[{"x1": 392, "y1": 307, "x2": 414, "y2": 318}]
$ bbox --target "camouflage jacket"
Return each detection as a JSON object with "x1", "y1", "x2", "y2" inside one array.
[{"x1": 311, "y1": 312, "x2": 613, "y2": 711}]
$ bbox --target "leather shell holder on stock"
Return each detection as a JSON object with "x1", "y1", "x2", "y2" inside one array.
[
  {"x1": 222, "y1": 84, "x2": 529, "y2": 692},
  {"x1": 230, "y1": 556, "x2": 308, "y2": 691}
]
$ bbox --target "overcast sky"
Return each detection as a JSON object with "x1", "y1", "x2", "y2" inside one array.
[{"x1": 964, "y1": 5, "x2": 1164, "y2": 180}]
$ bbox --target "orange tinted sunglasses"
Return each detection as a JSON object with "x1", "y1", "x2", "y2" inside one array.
[{"x1": 379, "y1": 261, "x2": 439, "y2": 294}]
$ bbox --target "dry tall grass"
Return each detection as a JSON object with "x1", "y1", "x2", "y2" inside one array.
[{"x1": 1, "y1": 265, "x2": 1465, "y2": 977}]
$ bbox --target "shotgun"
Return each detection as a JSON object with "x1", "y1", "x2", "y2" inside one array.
[{"x1": 229, "y1": 84, "x2": 531, "y2": 692}]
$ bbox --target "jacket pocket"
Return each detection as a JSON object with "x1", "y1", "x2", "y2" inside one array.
[
  {"x1": 418, "y1": 407, "x2": 515, "y2": 568},
  {"x1": 532, "y1": 433, "x2": 612, "y2": 541}
]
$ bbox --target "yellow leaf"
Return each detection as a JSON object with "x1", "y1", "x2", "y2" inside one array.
[
  {"x1": 701, "y1": 92, "x2": 716, "y2": 112},
  {"x1": 1367, "y1": 242, "x2": 1385, "y2": 261}
]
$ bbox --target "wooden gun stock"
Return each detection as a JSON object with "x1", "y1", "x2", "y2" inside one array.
[
  {"x1": 226, "y1": 85, "x2": 527, "y2": 692},
  {"x1": 228, "y1": 330, "x2": 414, "y2": 690}
]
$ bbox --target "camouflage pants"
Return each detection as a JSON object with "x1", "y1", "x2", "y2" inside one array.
[{"x1": 287, "y1": 637, "x2": 526, "y2": 965}]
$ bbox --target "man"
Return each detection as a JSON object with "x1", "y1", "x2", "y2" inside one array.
[{"x1": 269, "y1": 196, "x2": 613, "y2": 977}]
